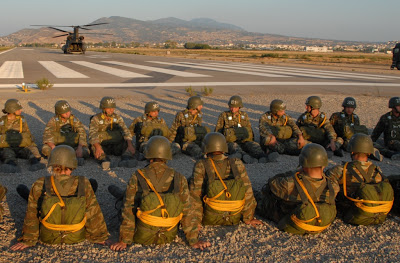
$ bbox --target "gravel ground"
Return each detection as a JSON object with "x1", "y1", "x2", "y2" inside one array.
[{"x1": 1, "y1": 92, "x2": 400, "y2": 262}]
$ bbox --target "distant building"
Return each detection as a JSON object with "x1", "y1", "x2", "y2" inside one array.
[{"x1": 305, "y1": 46, "x2": 332, "y2": 52}]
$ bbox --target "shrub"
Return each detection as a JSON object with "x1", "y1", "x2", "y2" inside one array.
[
  {"x1": 185, "y1": 86, "x2": 197, "y2": 96},
  {"x1": 201, "y1": 87, "x2": 213, "y2": 96},
  {"x1": 35, "y1": 77, "x2": 53, "y2": 90}
]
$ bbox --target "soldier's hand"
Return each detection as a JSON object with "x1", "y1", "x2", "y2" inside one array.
[
  {"x1": 94, "y1": 144, "x2": 104, "y2": 159},
  {"x1": 76, "y1": 145, "x2": 83, "y2": 158},
  {"x1": 191, "y1": 240, "x2": 211, "y2": 250},
  {"x1": 127, "y1": 141, "x2": 135, "y2": 155},
  {"x1": 328, "y1": 140, "x2": 336, "y2": 152},
  {"x1": 244, "y1": 219, "x2": 263, "y2": 227},
  {"x1": 110, "y1": 241, "x2": 127, "y2": 251},
  {"x1": 297, "y1": 136, "x2": 306, "y2": 149},
  {"x1": 10, "y1": 242, "x2": 31, "y2": 251},
  {"x1": 268, "y1": 136, "x2": 277, "y2": 146}
]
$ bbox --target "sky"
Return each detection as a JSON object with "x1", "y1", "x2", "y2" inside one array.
[{"x1": 0, "y1": 0, "x2": 398, "y2": 42}]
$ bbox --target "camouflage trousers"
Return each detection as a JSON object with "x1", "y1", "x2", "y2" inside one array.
[
  {"x1": 42, "y1": 144, "x2": 90, "y2": 158},
  {"x1": 228, "y1": 141, "x2": 266, "y2": 159},
  {"x1": 182, "y1": 141, "x2": 203, "y2": 159},
  {"x1": 373, "y1": 141, "x2": 400, "y2": 158},
  {"x1": 0, "y1": 144, "x2": 41, "y2": 164},
  {"x1": 305, "y1": 137, "x2": 343, "y2": 151},
  {"x1": 0, "y1": 184, "x2": 6, "y2": 222},
  {"x1": 264, "y1": 138, "x2": 303, "y2": 156},
  {"x1": 91, "y1": 141, "x2": 132, "y2": 161}
]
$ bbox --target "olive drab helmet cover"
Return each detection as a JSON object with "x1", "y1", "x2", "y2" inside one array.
[
  {"x1": 228, "y1": 95, "x2": 243, "y2": 108},
  {"x1": 202, "y1": 132, "x2": 228, "y2": 154},
  {"x1": 3, "y1": 99, "x2": 22, "y2": 114},
  {"x1": 342, "y1": 97, "x2": 357, "y2": 108},
  {"x1": 347, "y1": 133, "x2": 374, "y2": 155},
  {"x1": 144, "y1": 136, "x2": 172, "y2": 160},
  {"x1": 388, "y1": 97, "x2": 400, "y2": 108},
  {"x1": 270, "y1": 99, "x2": 286, "y2": 114},
  {"x1": 299, "y1": 143, "x2": 328, "y2": 168},
  {"x1": 305, "y1": 96, "x2": 322, "y2": 109},
  {"x1": 55, "y1": 100, "x2": 71, "y2": 115},
  {"x1": 99, "y1": 97, "x2": 116, "y2": 109},
  {"x1": 48, "y1": 145, "x2": 78, "y2": 169},
  {"x1": 187, "y1": 96, "x2": 204, "y2": 110},
  {"x1": 145, "y1": 101, "x2": 160, "y2": 114}
]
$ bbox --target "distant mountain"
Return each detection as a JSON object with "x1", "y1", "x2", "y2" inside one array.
[{"x1": 150, "y1": 17, "x2": 244, "y2": 31}]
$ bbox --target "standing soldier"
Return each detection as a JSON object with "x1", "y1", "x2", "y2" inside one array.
[
  {"x1": 259, "y1": 99, "x2": 306, "y2": 156},
  {"x1": 0, "y1": 99, "x2": 45, "y2": 173},
  {"x1": 326, "y1": 134, "x2": 393, "y2": 225},
  {"x1": 89, "y1": 97, "x2": 136, "y2": 170},
  {"x1": 169, "y1": 96, "x2": 209, "y2": 159},
  {"x1": 10, "y1": 145, "x2": 109, "y2": 251},
  {"x1": 0, "y1": 184, "x2": 6, "y2": 222},
  {"x1": 371, "y1": 97, "x2": 400, "y2": 160},
  {"x1": 296, "y1": 96, "x2": 344, "y2": 157},
  {"x1": 42, "y1": 100, "x2": 89, "y2": 166},
  {"x1": 256, "y1": 144, "x2": 339, "y2": 235},
  {"x1": 215, "y1": 95, "x2": 275, "y2": 164}
]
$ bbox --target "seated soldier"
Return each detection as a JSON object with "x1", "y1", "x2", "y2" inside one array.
[
  {"x1": 0, "y1": 99, "x2": 45, "y2": 173},
  {"x1": 296, "y1": 96, "x2": 344, "y2": 157},
  {"x1": 42, "y1": 100, "x2": 90, "y2": 166},
  {"x1": 109, "y1": 136, "x2": 210, "y2": 251},
  {"x1": 89, "y1": 97, "x2": 136, "y2": 170},
  {"x1": 0, "y1": 184, "x2": 6, "y2": 222},
  {"x1": 326, "y1": 134, "x2": 394, "y2": 225},
  {"x1": 259, "y1": 99, "x2": 306, "y2": 156},
  {"x1": 371, "y1": 97, "x2": 400, "y2": 160},
  {"x1": 129, "y1": 101, "x2": 178, "y2": 160},
  {"x1": 256, "y1": 143, "x2": 339, "y2": 235},
  {"x1": 10, "y1": 145, "x2": 109, "y2": 251},
  {"x1": 169, "y1": 96, "x2": 209, "y2": 159},
  {"x1": 215, "y1": 95, "x2": 277, "y2": 164}
]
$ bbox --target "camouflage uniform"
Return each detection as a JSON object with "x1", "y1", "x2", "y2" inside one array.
[
  {"x1": 0, "y1": 115, "x2": 41, "y2": 164},
  {"x1": 42, "y1": 115, "x2": 89, "y2": 158},
  {"x1": 215, "y1": 111, "x2": 265, "y2": 159},
  {"x1": 371, "y1": 112, "x2": 400, "y2": 157},
  {"x1": 119, "y1": 162, "x2": 197, "y2": 245},
  {"x1": 259, "y1": 111, "x2": 303, "y2": 155},
  {"x1": 330, "y1": 111, "x2": 366, "y2": 150},
  {"x1": 89, "y1": 112, "x2": 133, "y2": 160},
  {"x1": 189, "y1": 154, "x2": 257, "y2": 244},
  {"x1": 0, "y1": 184, "x2": 7, "y2": 221},
  {"x1": 18, "y1": 174, "x2": 109, "y2": 246}
]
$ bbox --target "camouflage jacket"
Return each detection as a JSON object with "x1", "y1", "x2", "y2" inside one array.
[
  {"x1": 89, "y1": 112, "x2": 132, "y2": 145},
  {"x1": 259, "y1": 111, "x2": 302, "y2": 139},
  {"x1": 43, "y1": 115, "x2": 88, "y2": 146},
  {"x1": 215, "y1": 110, "x2": 252, "y2": 131},
  {"x1": 119, "y1": 162, "x2": 197, "y2": 245},
  {"x1": 296, "y1": 111, "x2": 337, "y2": 140},
  {"x1": 326, "y1": 161, "x2": 384, "y2": 197},
  {"x1": 129, "y1": 115, "x2": 170, "y2": 145},
  {"x1": 189, "y1": 154, "x2": 257, "y2": 243},
  {"x1": 169, "y1": 109, "x2": 204, "y2": 142},
  {"x1": 329, "y1": 111, "x2": 361, "y2": 138},
  {"x1": 0, "y1": 115, "x2": 36, "y2": 147},
  {"x1": 371, "y1": 112, "x2": 400, "y2": 145},
  {"x1": 19, "y1": 174, "x2": 109, "y2": 246},
  {"x1": 0, "y1": 184, "x2": 6, "y2": 221}
]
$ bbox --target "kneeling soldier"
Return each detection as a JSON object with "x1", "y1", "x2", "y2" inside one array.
[
  {"x1": 256, "y1": 143, "x2": 339, "y2": 235},
  {"x1": 326, "y1": 134, "x2": 394, "y2": 225},
  {"x1": 10, "y1": 145, "x2": 109, "y2": 251}
]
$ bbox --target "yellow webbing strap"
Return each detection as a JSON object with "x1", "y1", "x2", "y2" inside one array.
[
  {"x1": 290, "y1": 173, "x2": 330, "y2": 233},
  {"x1": 190, "y1": 114, "x2": 198, "y2": 125},
  {"x1": 318, "y1": 115, "x2": 327, "y2": 128},
  {"x1": 238, "y1": 113, "x2": 241, "y2": 125},
  {"x1": 342, "y1": 163, "x2": 393, "y2": 214},
  {"x1": 40, "y1": 176, "x2": 87, "y2": 232},
  {"x1": 283, "y1": 116, "x2": 288, "y2": 126},
  {"x1": 136, "y1": 170, "x2": 182, "y2": 231},
  {"x1": 101, "y1": 114, "x2": 113, "y2": 130},
  {"x1": 202, "y1": 159, "x2": 245, "y2": 215},
  {"x1": 69, "y1": 116, "x2": 74, "y2": 129}
]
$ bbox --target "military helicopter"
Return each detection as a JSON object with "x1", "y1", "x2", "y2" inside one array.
[{"x1": 31, "y1": 23, "x2": 111, "y2": 54}]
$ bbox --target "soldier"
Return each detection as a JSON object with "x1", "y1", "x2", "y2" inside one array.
[
  {"x1": 169, "y1": 96, "x2": 209, "y2": 159},
  {"x1": 189, "y1": 132, "x2": 261, "y2": 244},
  {"x1": 42, "y1": 100, "x2": 89, "y2": 166},
  {"x1": 215, "y1": 95, "x2": 276, "y2": 164},
  {"x1": 0, "y1": 99, "x2": 45, "y2": 173},
  {"x1": 326, "y1": 134, "x2": 394, "y2": 225},
  {"x1": 256, "y1": 143, "x2": 339, "y2": 235},
  {"x1": 259, "y1": 99, "x2": 306, "y2": 156},
  {"x1": 10, "y1": 145, "x2": 109, "y2": 251},
  {"x1": 89, "y1": 97, "x2": 136, "y2": 170},
  {"x1": 0, "y1": 183, "x2": 6, "y2": 222},
  {"x1": 109, "y1": 136, "x2": 209, "y2": 250},
  {"x1": 371, "y1": 97, "x2": 400, "y2": 160},
  {"x1": 296, "y1": 96, "x2": 344, "y2": 157}
]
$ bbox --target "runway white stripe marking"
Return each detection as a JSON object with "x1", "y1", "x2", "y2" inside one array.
[
  {"x1": 0, "y1": 61, "x2": 23, "y2": 78},
  {"x1": 103, "y1": 61, "x2": 210, "y2": 78},
  {"x1": 39, "y1": 61, "x2": 89, "y2": 78},
  {"x1": 148, "y1": 61, "x2": 289, "y2": 78},
  {"x1": 71, "y1": 61, "x2": 150, "y2": 78}
]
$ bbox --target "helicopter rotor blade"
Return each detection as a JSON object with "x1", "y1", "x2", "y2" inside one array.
[
  {"x1": 52, "y1": 34, "x2": 70, "y2": 38},
  {"x1": 82, "y1": 22, "x2": 108, "y2": 27},
  {"x1": 31, "y1": 25, "x2": 74, "y2": 27},
  {"x1": 79, "y1": 27, "x2": 92, "y2": 30},
  {"x1": 48, "y1": 27, "x2": 70, "y2": 33},
  {"x1": 80, "y1": 33, "x2": 113, "y2": 35}
]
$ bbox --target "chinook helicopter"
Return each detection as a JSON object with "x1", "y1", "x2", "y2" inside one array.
[{"x1": 31, "y1": 23, "x2": 111, "y2": 54}]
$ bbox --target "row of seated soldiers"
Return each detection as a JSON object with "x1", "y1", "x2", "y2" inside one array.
[
  {"x1": 0, "y1": 95, "x2": 399, "y2": 173},
  {"x1": 1, "y1": 133, "x2": 397, "y2": 251}
]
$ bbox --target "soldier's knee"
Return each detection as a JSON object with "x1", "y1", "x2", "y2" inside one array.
[{"x1": 41, "y1": 145, "x2": 52, "y2": 157}]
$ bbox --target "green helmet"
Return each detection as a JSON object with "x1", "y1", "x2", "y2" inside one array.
[
  {"x1": 299, "y1": 143, "x2": 328, "y2": 168},
  {"x1": 270, "y1": 99, "x2": 286, "y2": 114},
  {"x1": 202, "y1": 132, "x2": 228, "y2": 154},
  {"x1": 99, "y1": 96, "x2": 116, "y2": 109},
  {"x1": 3, "y1": 99, "x2": 22, "y2": 114},
  {"x1": 55, "y1": 100, "x2": 71, "y2": 115},
  {"x1": 388, "y1": 97, "x2": 400, "y2": 108},
  {"x1": 144, "y1": 136, "x2": 172, "y2": 160},
  {"x1": 187, "y1": 96, "x2": 204, "y2": 110},
  {"x1": 228, "y1": 95, "x2": 243, "y2": 108},
  {"x1": 342, "y1": 97, "x2": 357, "y2": 108},
  {"x1": 348, "y1": 133, "x2": 374, "y2": 154},
  {"x1": 48, "y1": 145, "x2": 78, "y2": 169},
  {"x1": 305, "y1": 96, "x2": 322, "y2": 109},
  {"x1": 145, "y1": 101, "x2": 160, "y2": 114}
]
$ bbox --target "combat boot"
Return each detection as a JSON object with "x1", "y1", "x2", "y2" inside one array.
[
  {"x1": 108, "y1": 185, "x2": 124, "y2": 199},
  {"x1": 77, "y1": 158, "x2": 85, "y2": 166},
  {"x1": 118, "y1": 155, "x2": 138, "y2": 168},
  {"x1": 171, "y1": 142, "x2": 181, "y2": 156},
  {"x1": 267, "y1": 152, "x2": 280, "y2": 162},
  {"x1": 89, "y1": 178, "x2": 98, "y2": 193},
  {"x1": 16, "y1": 184, "x2": 30, "y2": 201},
  {"x1": 392, "y1": 152, "x2": 400, "y2": 161},
  {"x1": 242, "y1": 154, "x2": 257, "y2": 164},
  {"x1": 370, "y1": 148, "x2": 383, "y2": 162},
  {"x1": 29, "y1": 158, "x2": 46, "y2": 172}
]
